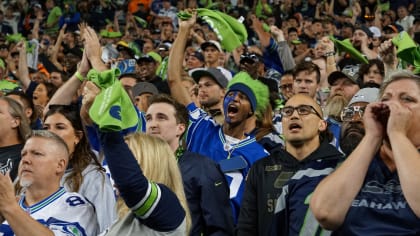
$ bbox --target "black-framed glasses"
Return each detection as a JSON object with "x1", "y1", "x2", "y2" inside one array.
[
  {"x1": 281, "y1": 105, "x2": 323, "y2": 119},
  {"x1": 341, "y1": 106, "x2": 366, "y2": 122}
]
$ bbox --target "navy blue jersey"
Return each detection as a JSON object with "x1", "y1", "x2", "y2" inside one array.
[
  {"x1": 185, "y1": 103, "x2": 268, "y2": 222},
  {"x1": 333, "y1": 155, "x2": 420, "y2": 235},
  {"x1": 179, "y1": 151, "x2": 234, "y2": 235},
  {"x1": 271, "y1": 142, "x2": 344, "y2": 236}
]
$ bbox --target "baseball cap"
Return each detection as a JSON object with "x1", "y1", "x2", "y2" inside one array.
[
  {"x1": 355, "y1": 25, "x2": 373, "y2": 38},
  {"x1": 369, "y1": 26, "x2": 381, "y2": 38},
  {"x1": 137, "y1": 52, "x2": 162, "y2": 64},
  {"x1": 348, "y1": 87, "x2": 379, "y2": 106},
  {"x1": 328, "y1": 65, "x2": 360, "y2": 86},
  {"x1": 132, "y1": 82, "x2": 159, "y2": 97},
  {"x1": 191, "y1": 67, "x2": 228, "y2": 88},
  {"x1": 190, "y1": 51, "x2": 204, "y2": 62},
  {"x1": 158, "y1": 41, "x2": 172, "y2": 51},
  {"x1": 200, "y1": 40, "x2": 223, "y2": 52},
  {"x1": 383, "y1": 24, "x2": 401, "y2": 34}
]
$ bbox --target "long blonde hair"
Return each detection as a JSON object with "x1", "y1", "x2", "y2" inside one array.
[{"x1": 118, "y1": 133, "x2": 191, "y2": 234}]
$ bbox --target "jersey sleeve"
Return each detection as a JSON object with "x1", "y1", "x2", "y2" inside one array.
[{"x1": 100, "y1": 131, "x2": 185, "y2": 232}]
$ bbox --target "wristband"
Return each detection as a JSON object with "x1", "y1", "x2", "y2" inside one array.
[
  {"x1": 75, "y1": 71, "x2": 85, "y2": 82},
  {"x1": 324, "y1": 51, "x2": 335, "y2": 57}
]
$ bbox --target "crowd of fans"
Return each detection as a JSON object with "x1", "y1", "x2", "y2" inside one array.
[{"x1": 0, "y1": 0, "x2": 419, "y2": 235}]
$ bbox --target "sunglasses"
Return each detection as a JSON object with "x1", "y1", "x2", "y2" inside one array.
[
  {"x1": 281, "y1": 105, "x2": 323, "y2": 119},
  {"x1": 341, "y1": 106, "x2": 366, "y2": 122}
]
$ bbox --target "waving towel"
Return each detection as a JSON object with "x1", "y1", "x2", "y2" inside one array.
[
  {"x1": 88, "y1": 68, "x2": 138, "y2": 131},
  {"x1": 392, "y1": 31, "x2": 420, "y2": 74},
  {"x1": 330, "y1": 36, "x2": 369, "y2": 64},
  {"x1": 178, "y1": 9, "x2": 247, "y2": 52}
]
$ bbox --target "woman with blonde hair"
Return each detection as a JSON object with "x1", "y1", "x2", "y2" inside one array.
[
  {"x1": 101, "y1": 131, "x2": 191, "y2": 235},
  {"x1": 310, "y1": 70, "x2": 420, "y2": 234}
]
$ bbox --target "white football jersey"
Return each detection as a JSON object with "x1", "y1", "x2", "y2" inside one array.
[{"x1": 0, "y1": 187, "x2": 98, "y2": 236}]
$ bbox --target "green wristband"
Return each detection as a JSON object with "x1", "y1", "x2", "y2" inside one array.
[{"x1": 75, "y1": 71, "x2": 85, "y2": 82}]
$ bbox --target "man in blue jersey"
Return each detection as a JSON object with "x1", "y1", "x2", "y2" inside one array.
[
  {"x1": 190, "y1": 67, "x2": 228, "y2": 125},
  {"x1": 0, "y1": 130, "x2": 98, "y2": 235},
  {"x1": 256, "y1": 94, "x2": 343, "y2": 236},
  {"x1": 168, "y1": 11, "x2": 269, "y2": 222}
]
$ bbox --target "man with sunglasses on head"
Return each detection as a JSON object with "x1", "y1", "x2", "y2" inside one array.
[
  {"x1": 340, "y1": 87, "x2": 379, "y2": 156},
  {"x1": 239, "y1": 94, "x2": 343, "y2": 235}
]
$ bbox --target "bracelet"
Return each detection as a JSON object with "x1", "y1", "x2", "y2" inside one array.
[
  {"x1": 75, "y1": 71, "x2": 85, "y2": 82},
  {"x1": 324, "y1": 51, "x2": 335, "y2": 57}
]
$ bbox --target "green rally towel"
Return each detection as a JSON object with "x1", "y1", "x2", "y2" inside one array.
[
  {"x1": 392, "y1": 31, "x2": 420, "y2": 74},
  {"x1": 156, "y1": 56, "x2": 169, "y2": 80},
  {"x1": 256, "y1": 0, "x2": 273, "y2": 19},
  {"x1": 99, "y1": 30, "x2": 123, "y2": 38},
  {"x1": 88, "y1": 68, "x2": 138, "y2": 131},
  {"x1": 178, "y1": 9, "x2": 248, "y2": 52},
  {"x1": 134, "y1": 16, "x2": 148, "y2": 28},
  {"x1": 330, "y1": 36, "x2": 369, "y2": 64}
]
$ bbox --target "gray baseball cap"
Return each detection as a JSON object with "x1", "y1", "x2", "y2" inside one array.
[
  {"x1": 328, "y1": 65, "x2": 360, "y2": 86},
  {"x1": 132, "y1": 82, "x2": 159, "y2": 96},
  {"x1": 348, "y1": 87, "x2": 379, "y2": 106},
  {"x1": 191, "y1": 67, "x2": 228, "y2": 88}
]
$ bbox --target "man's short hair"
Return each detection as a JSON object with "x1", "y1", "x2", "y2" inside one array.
[
  {"x1": 148, "y1": 94, "x2": 189, "y2": 128},
  {"x1": 27, "y1": 130, "x2": 69, "y2": 157},
  {"x1": 293, "y1": 61, "x2": 321, "y2": 83},
  {"x1": 288, "y1": 27, "x2": 298, "y2": 35}
]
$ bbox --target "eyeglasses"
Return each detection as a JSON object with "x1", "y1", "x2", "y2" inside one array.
[
  {"x1": 341, "y1": 106, "x2": 366, "y2": 122},
  {"x1": 281, "y1": 105, "x2": 323, "y2": 119}
]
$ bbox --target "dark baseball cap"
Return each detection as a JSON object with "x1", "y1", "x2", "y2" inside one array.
[
  {"x1": 191, "y1": 67, "x2": 228, "y2": 88},
  {"x1": 355, "y1": 25, "x2": 373, "y2": 38},
  {"x1": 190, "y1": 51, "x2": 204, "y2": 62},
  {"x1": 328, "y1": 65, "x2": 360, "y2": 86},
  {"x1": 132, "y1": 82, "x2": 159, "y2": 96}
]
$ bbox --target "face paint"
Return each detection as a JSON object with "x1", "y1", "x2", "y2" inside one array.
[{"x1": 223, "y1": 91, "x2": 238, "y2": 123}]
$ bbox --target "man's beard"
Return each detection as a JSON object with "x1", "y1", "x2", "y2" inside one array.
[
  {"x1": 20, "y1": 178, "x2": 33, "y2": 188},
  {"x1": 324, "y1": 95, "x2": 348, "y2": 120},
  {"x1": 201, "y1": 97, "x2": 220, "y2": 108},
  {"x1": 340, "y1": 123, "x2": 365, "y2": 155}
]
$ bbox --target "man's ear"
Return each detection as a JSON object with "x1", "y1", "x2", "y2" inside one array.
[
  {"x1": 319, "y1": 119, "x2": 327, "y2": 132},
  {"x1": 56, "y1": 158, "x2": 67, "y2": 175},
  {"x1": 176, "y1": 123, "x2": 186, "y2": 138}
]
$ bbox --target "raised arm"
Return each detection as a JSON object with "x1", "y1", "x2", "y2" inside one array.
[
  {"x1": 16, "y1": 41, "x2": 31, "y2": 91},
  {"x1": 100, "y1": 131, "x2": 186, "y2": 231},
  {"x1": 167, "y1": 11, "x2": 195, "y2": 106},
  {"x1": 49, "y1": 25, "x2": 66, "y2": 71},
  {"x1": 250, "y1": 15, "x2": 270, "y2": 48},
  {"x1": 310, "y1": 102, "x2": 385, "y2": 229},
  {"x1": 0, "y1": 173, "x2": 54, "y2": 236},
  {"x1": 386, "y1": 100, "x2": 420, "y2": 217}
]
